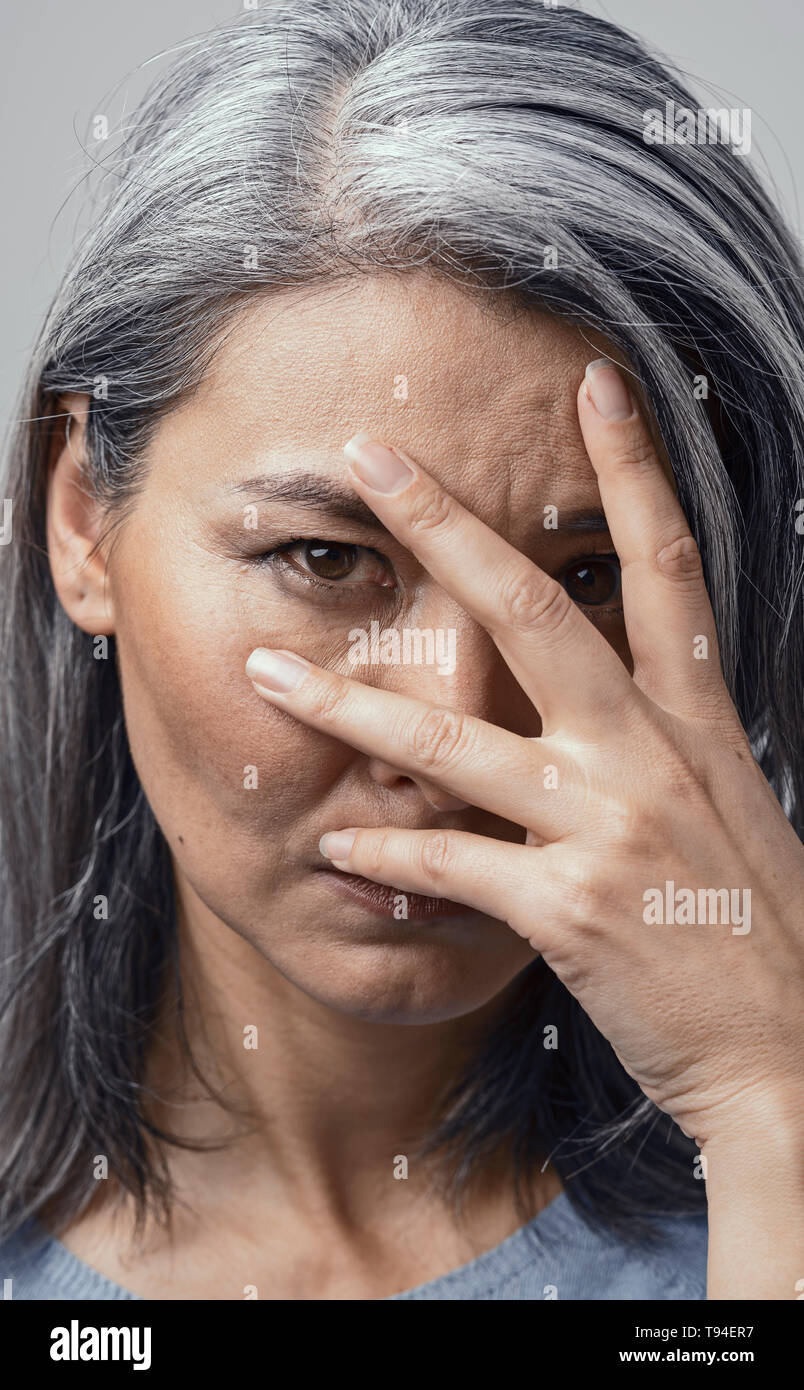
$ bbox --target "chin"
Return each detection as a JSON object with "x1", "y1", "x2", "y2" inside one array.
[{"x1": 270, "y1": 933, "x2": 523, "y2": 1025}]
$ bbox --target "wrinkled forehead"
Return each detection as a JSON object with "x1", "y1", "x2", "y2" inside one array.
[{"x1": 150, "y1": 272, "x2": 615, "y2": 527}]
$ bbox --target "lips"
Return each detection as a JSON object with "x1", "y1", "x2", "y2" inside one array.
[{"x1": 317, "y1": 867, "x2": 476, "y2": 921}]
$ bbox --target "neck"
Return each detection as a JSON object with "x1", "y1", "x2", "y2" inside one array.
[{"x1": 142, "y1": 885, "x2": 533, "y2": 1219}]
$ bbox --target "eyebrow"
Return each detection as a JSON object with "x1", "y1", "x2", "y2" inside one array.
[
  {"x1": 555, "y1": 508, "x2": 612, "y2": 534},
  {"x1": 226, "y1": 471, "x2": 610, "y2": 538},
  {"x1": 227, "y1": 471, "x2": 387, "y2": 531}
]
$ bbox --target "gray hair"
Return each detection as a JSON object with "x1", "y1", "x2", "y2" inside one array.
[{"x1": 2, "y1": 0, "x2": 802, "y2": 1247}]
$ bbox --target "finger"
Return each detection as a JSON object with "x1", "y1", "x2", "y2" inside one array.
[
  {"x1": 577, "y1": 359, "x2": 729, "y2": 718},
  {"x1": 341, "y1": 431, "x2": 635, "y2": 734},
  {"x1": 318, "y1": 824, "x2": 563, "y2": 949},
  {"x1": 245, "y1": 647, "x2": 577, "y2": 838}
]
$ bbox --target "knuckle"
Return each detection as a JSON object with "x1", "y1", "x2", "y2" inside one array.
[
  {"x1": 359, "y1": 830, "x2": 392, "y2": 880},
  {"x1": 561, "y1": 857, "x2": 629, "y2": 931},
  {"x1": 499, "y1": 568, "x2": 574, "y2": 637},
  {"x1": 603, "y1": 795, "x2": 647, "y2": 847},
  {"x1": 655, "y1": 533, "x2": 704, "y2": 585},
  {"x1": 405, "y1": 482, "x2": 457, "y2": 537},
  {"x1": 606, "y1": 428, "x2": 658, "y2": 474},
  {"x1": 409, "y1": 706, "x2": 472, "y2": 773},
  {"x1": 419, "y1": 831, "x2": 455, "y2": 883},
  {"x1": 558, "y1": 858, "x2": 602, "y2": 928},
  {"x1": 305, "y1": 675, "x2": 351, "y2": 723}
]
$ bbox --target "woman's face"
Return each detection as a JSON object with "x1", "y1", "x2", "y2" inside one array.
[{"x1": 84, "y1": 274, "x2": 632, "y2": 1023}]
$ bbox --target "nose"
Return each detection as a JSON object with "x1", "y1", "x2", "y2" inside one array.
[{"x1": 365, "y1": 591, "x2": 538, "y2": 807}]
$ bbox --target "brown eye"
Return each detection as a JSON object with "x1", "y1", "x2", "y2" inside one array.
[
  {"x1": 561, "y1": 556, "x2": 621, "y2": 606},
  {"x1": 302, "y1": 541, "x2": 358, "y2": 580},
  {"x1": 274, "y1": 538, "x2": 396, "y2": 590}
]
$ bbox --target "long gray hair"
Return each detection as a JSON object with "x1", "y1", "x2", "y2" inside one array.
[{"x1": 2, "y1": 0, "x2": 802, "y2": 1248}]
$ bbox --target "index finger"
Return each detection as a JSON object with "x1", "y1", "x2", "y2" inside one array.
[{"x1": 342, "y1": 429, "x2": 635, "y2": 733}]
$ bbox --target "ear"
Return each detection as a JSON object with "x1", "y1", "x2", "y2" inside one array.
[{"x1": 46, "y1": 393, "x2": 116, "y2": 635}]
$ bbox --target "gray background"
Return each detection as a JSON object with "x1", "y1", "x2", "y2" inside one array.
[{"x1": 2, "y1": 0, "x2": 801, "y2": 427}]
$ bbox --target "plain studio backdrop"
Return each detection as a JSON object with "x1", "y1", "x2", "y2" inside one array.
[{"x1": 1, "y1": 0, "x2": 802, "y2": 438}]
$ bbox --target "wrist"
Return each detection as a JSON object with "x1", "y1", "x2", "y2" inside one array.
[
  {"x1": 699, "y1": 1084, "x2": 804, "y2": 1216},
  {"x1": 698, "y1": 1081, "x2": 804, "y2": 1160},
  {"x1": 700, "y1": 1087, "x2": 804, "y2": 1300}
]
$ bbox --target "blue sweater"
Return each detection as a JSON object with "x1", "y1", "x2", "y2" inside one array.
[{"x1": 0, "y1": 1193, "x2": 707, "y2": 1300}]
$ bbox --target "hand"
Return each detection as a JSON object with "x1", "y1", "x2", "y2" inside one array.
[{"x1": 245, "y1": 360, "x2": 804, "y2": 1153}]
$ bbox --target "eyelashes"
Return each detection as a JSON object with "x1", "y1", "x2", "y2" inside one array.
[
  {"x1": 266, "y1": 538, "x2": 396, "y2": 593},
  {"x1": 254, "y1": 537, "x2": 622, "y2": 611}
]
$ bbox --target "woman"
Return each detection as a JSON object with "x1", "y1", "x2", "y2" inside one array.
[{"x1": 1, "y1": 0, "x2": 802, "y2": 1300}]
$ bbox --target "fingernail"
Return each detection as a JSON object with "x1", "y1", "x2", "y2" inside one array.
[
  {"x1": 584, "y1": 359, "x2": 634, "y2": 420},
  {"x1": 319, "y1": 829, "x2": 358, "y2": 861},
  {"x1": 343, "y1": 431, "x2": 415, "y2": 494},
  {"x1": 246, "y1": 648, "x2": 309, "y2": 692}
]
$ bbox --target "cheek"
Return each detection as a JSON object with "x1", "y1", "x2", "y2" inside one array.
[{"x1": 110, "y1": 547, "x2": 349, "y2": 857}]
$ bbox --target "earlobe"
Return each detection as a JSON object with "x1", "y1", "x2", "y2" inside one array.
[{"x1": 45, "y1": 393, "x2": 116, "y2": 636}]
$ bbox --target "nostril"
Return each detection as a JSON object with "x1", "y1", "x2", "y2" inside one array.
[{"x1": 366, "y1": 759, "x2": 469, "y2": 810}]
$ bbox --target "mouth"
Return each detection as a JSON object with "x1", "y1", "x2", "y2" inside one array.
[{"x1": 316, "y1": 866, "x2": 477, "y2": 922}]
